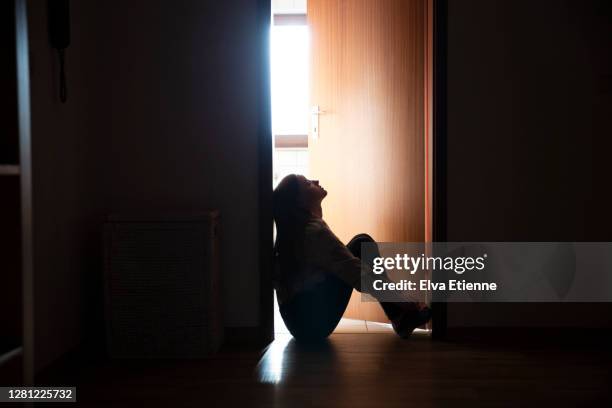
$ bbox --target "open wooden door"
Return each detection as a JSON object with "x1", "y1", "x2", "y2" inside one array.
[{"x1": 308, "y1": 0, "x2": 431, "y2": 323}]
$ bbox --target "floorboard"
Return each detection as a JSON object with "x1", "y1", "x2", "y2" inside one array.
[{"x1": 37, "y1": 333, "x2": 612, "y2": 407}]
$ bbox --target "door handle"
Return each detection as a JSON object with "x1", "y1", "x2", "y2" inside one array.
[{"x1": 311, "y1": 105, "x2": 326, "y2": 139}]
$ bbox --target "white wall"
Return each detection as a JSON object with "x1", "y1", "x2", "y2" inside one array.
[
  {"x1": 273, "y1": 149, "x2": 308, "y2": 187},
  {"x1": 272, "y1": 0, "x2": 306, "y2": 14}
]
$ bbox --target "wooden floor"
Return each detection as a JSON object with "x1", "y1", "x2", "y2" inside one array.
[{"x1": 38, "y1": 332, "x2": 612, "y2": 407}]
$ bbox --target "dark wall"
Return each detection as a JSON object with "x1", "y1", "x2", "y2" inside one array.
[
  {"x1": 26, "y1": 0, "x2": 267, "y2": 371},
  {"x1": 445, "y1": 0, "x2": 612, "y2": 327},
  {"x1": 0, "y1": 1, "x2": 21, "y2": 347},
  {"x1": 98, "y1": 1, "x2": 264, "y2": 328},
  {"x1": 1, "y1": 0, "x2": 18, "y2": 164}
]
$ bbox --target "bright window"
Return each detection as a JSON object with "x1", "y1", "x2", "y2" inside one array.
[{"x1": 270, "y1": 25, "x2": 309, "y2": 136}]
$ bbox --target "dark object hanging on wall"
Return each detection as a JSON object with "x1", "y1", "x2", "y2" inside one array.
[{"x1": 48, "y1": 0, "x2": 70, "y2": 103}]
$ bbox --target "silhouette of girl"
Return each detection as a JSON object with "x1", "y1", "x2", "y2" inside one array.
[{"x1": 273, "y1": 174, "x2": 431, "y2": 341}]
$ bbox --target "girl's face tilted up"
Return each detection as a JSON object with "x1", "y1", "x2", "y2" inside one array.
[{"x1": 296, "y1": 175, "x2": 327, "y2": 213}]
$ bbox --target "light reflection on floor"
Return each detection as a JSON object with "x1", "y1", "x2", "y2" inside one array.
[
  {"x1": 256, "y1": 334, "x2": 293, "y2": 384},
  {"x1": 256, "y1": 333, "x2": 345, "y2": 385},
  {"x1": 257, "y1": 329, "x2": 431, "y2": 385}
]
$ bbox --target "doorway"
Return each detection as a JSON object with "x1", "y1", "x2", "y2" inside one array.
[{"x1": 270, "y1": 0, "x2": 434, "y2": 336}]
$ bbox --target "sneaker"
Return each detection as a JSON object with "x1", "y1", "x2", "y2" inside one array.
[{"x1": 391, "y1": 307, "x2": 432, "y2": 339}]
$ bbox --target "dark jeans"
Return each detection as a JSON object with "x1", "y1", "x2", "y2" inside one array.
[{"x1": 279, "y1": 234, "x2": 380, "y2": 342}]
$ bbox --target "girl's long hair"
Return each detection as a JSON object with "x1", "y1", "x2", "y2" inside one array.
[{"x1": 273, "y1": 174, "x2": 311, "y2": 276}]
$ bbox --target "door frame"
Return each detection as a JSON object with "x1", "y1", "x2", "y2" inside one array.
[
  {"x1": 256, "y1": 0, "x2": 274, "y2": 345},
  {"x1": 431, "y1": 0, "x2": 448, "y2": 340},
  {"x1": 256, "y1": 0, "x2": 448, "y2": 343}
]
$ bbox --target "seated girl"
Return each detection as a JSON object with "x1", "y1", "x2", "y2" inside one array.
[{"x1": 273, "y1": 174, "x2": 431, "y2": 341}]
